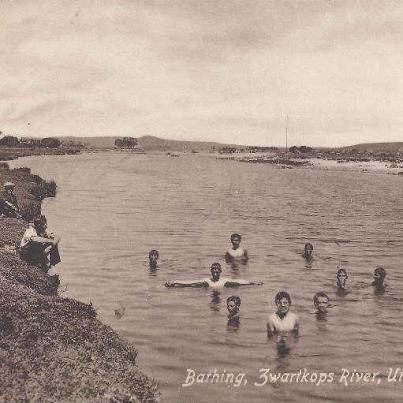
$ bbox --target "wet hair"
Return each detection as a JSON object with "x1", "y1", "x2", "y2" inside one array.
[
  {"x1": 33, "y1": 215, "x2": 47, "y2": 228},
  {"x1": 313, "y1": 292, "x2": 329, "y2": 306},
  {"x1": 304, "y1": 243, "x2": 313, "y2": 251},
  {"x1": 374, "y1": 266, "x2": 386, "y2": 280},
  {"x1": 337, "y1": 268, "x2": 348, "y2": 278},
  {"x1": 148, "y1": 250, "x2": 159, "y2": 260},
  {"x1": 230, "y1": 233, "x2": 241, "y2": 242},
  {"x1": 274, "y1": 291, "x2": 291, "y2": 305},
  {"x1": 227, "y1": 295, "x2": 241, "y2": 307},
  {"x1": 210, "y1": 262, "x2": 222, "y2": 272}
]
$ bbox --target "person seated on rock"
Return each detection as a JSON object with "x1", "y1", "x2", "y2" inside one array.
[
  {"x1": 372, "y1": 266, "x2": 387, "y2": 293},
  {"x1": 0, "y1": 182, "x2": 21, "y2": 218},
  {"x1": 148, "y1": 249, "x2": 159, "y2": 270},
  {"x1": 225, "y1": 233, "x2": 248, "y2": 263},
  {"x1": 165, "y1": 262, "x2": 262, "y2": 289},
  {"x1": 313, "y1": 292, "x2": 330, "y2": 319},
  {"x1": 267, "y1": 291, "x2": 299, "y2": 337},
  {"x1": 19, "y1": 215, "x2": 61, "y2": 270},
  {"x1": 303, "y1": 242, "x2": 314, "y2": 262}
]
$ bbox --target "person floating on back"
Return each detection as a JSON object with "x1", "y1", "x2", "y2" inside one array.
[
  {"x1": 0, "y1": 182, "x2": 21, "y2": 218},
  {"x1": 267, "y1": 291, "x2": 299, "y2": 337},
  {"x1": 148, "y1": 249, "x2": 159, "y2": 270},
  {"x1": 313, "y1": 292, "x2": 330, "y2": 319},
  {"x1": 225, "y1": 233, "x2": 248, "y2": 264},
  {"x1": 372, "y1": 266, "x2": 387, "y2": 293},
  {"x1": 19, "y1": 215, "x2": 61, "y2": 270},
  {"x1": 227, "y1": 295, "x2": 241, "y2": 329},
  {"x1": 165, "y1": 262, "x2": 262, "y2": 289},
  {"x1": 303, "y1": 242, "x2": 314, "y2": 262}
]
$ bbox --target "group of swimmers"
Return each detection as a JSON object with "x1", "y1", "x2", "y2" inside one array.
[{"x1": 147, "y1": 234, "x2": 388, "y2": 337}]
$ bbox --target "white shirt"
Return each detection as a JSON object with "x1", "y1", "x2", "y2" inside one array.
[
  {"x1": 268, "y1": 312, "x2": 298, "y2": 332},
  {"x1": 227, "y1": 248, "x2": 246, "y2": 258},
  {"x1": 20, "y1": 225, "x2": 38, "y2": 248},
  {"x1": 202, "y1": 277, "x2": 231, "y2": 289}
]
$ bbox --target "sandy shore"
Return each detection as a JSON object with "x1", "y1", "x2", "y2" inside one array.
[
  {"x1": 0, "y1": 163, "x2": 158, "y2": 402},
  {"x1": 216, "y1": 152, "x2": 403, "y2": 175},
  {"x1": 307, "y1": 157, "x2": 403, "y2": 175}
]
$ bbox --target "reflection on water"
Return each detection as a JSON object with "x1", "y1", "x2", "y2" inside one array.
[
  {"x1": 10, "y1": 152, "x2": 403, "y2": 403},
  {"x1": 276, "y1": 336, "x2": 292, "y2": 358},
  {"x1": 209, "y1": 290, "x2": 221, "y2": 312},
  {"x1": 227, "y1": 316, "x2": 240, "y2": 331}
]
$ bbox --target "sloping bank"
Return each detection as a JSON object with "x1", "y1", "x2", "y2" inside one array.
[{"x1": 0, "y1": 163, "x2": 158, "y2": 402}]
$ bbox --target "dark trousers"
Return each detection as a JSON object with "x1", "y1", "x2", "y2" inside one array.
[{"x1": 19, "y1": 242, "x2": 61, "y2": 268}]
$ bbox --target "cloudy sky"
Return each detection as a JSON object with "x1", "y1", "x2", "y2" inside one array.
[{"x1": 1, "y1": 0, "x2": 403, "y2": 146}]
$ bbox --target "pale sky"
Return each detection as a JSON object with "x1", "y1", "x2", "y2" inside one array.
[{"x1": 1, "y1": 0, "x2": 403, "y2": 146}]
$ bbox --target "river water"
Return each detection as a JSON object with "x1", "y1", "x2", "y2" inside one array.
[{"x1": 10, "y1": 152, "x2": 403, "y2": 402}]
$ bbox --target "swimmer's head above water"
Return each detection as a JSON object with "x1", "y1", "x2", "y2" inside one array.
[
  {"x1": 336, "y1": 268, "x2": 348, "y2": 288},
  {"x1": 275, "y1": 291, "x2": 292, "y2": 317},
  {"x1": 313, "y1": 292, "x2": 330, "y2": 314},
  {"x1": 230, "y1": 233, "x2": 241, "y2": 249},
  {"x1": 303, "y1": 243, "x2": 314, "y2": 260},
  {"x1": 227, "y1": 295, "x2": 241, "y2": 318},
  {"x1": 210, "y1": 262, "x2": 222, "y2": 281},
  {"x1": 148, "y1": 249, "x2": 159, "y2": 268},
  {"x1": 372, "y1": 266, "x2": 386, "y2": 287}
]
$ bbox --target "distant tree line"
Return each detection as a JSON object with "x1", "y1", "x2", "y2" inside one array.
[
  {"x1": 289, "y1": 145, "x2": 313, "y2": 153},
  {"x1": 115, "y1": 137, "x2": 138, "y2": 148},
  {"x1": 0, "y1": 134, "x2": 62, "y2": 148}
]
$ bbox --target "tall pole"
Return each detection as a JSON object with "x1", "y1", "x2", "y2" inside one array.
[{"x1": 285, "y1": 114, "x2": 289, "y2": 160}]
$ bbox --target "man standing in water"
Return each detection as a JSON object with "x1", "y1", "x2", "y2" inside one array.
[
  {"x1": 148, "y1": 249, "x2": 159, "y2": 271},
  {"x1": 336, "y1": 267, "x2": 350, "y2": 296},
  {"x1": 302, "y1": 243, "x2": 314, "y2": 262},
  {"x1": 313, "y1": 292, "x2": 330, "y2": 319},
  {"x1": 225, "y1": 233, "x2": 248, "y2": 264},
  {"x1": 336, "y1": 268, "x2": 348, "y2": 289},
  {"x1": 267, "y1": 291, "x2": 299, "y2": 337},
  {"x1": 165, "y1": 263, "x2": 262, "y2": 289},
  {"x1": 372, "y1": 266, "x2": 387, "y2": 293},
  {"x1": 227, "y1": 295, "x2": 241, "y2": 329}
]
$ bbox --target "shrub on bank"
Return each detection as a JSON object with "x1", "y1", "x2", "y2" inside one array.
[{"x1": 30, "y1": 180, "x2": 57, "y2": 200}]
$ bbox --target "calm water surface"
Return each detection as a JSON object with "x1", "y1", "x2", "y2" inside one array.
[{"x1": 11, "y1": 152, "x2": 403, "y2": 402}]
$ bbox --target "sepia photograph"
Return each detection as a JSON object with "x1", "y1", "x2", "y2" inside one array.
[{"x1": 1, "y1": 1, "x2": 402, "y2": 402}]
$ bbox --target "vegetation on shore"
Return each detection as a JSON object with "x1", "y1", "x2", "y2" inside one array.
[
  {"x1": 0, "y1": 163, "x2": 158, "y2": 402},
  {"x1": 0, "y1": 132, "x2": 82, "y2": 162}
]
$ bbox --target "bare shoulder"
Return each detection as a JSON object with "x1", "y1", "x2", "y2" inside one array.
[
  {"x1": 289, "y1": 312, "x2": 299, "y2": 322},
  {"x1": 267, "y1": 313, "x2": 276, "y2": 323}
]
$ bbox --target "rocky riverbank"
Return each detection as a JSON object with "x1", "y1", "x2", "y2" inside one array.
[{"x1": 0, "y1": 163, "x2": 158, "y2": 402}]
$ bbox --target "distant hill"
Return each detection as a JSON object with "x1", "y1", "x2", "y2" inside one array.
[
  {"x1": 58, "y1": 136, "x2": 403, "y2": 154},
  {"x1": 60, "y1": 135, "x2": 242, "y2": 152},
  {"x1": 338, "y1": 142, "x2": 403, "y2": 154}
]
